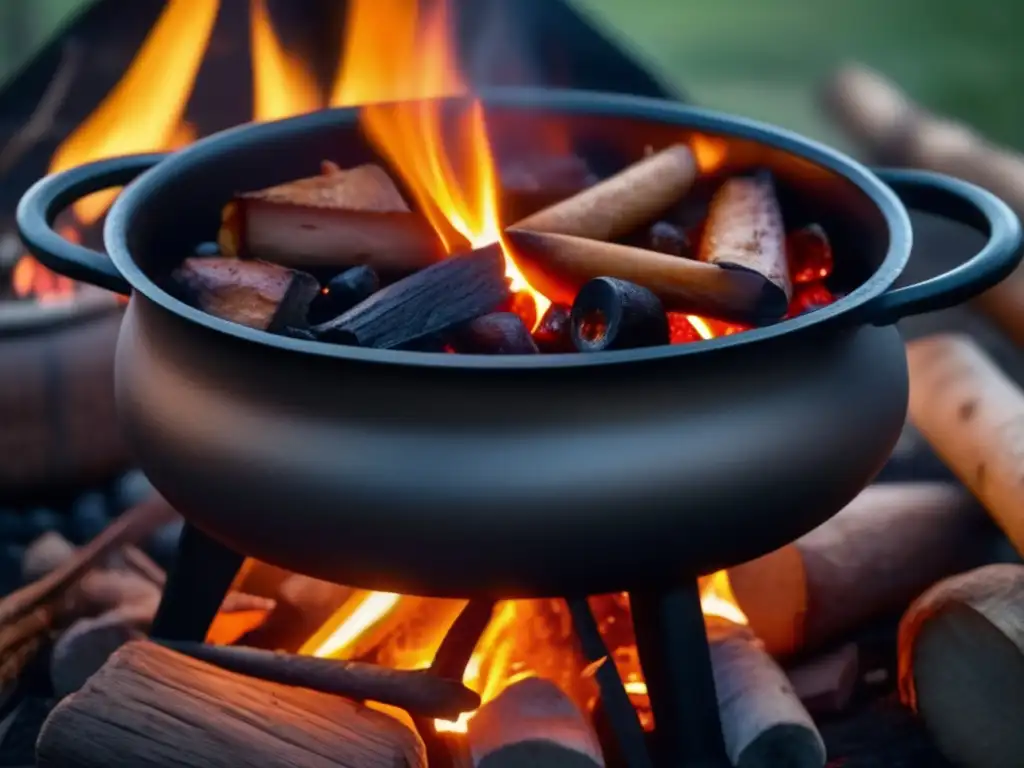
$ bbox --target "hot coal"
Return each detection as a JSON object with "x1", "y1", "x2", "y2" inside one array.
[
  {"x1": 571, "y1": 277, "x2": 669, "y2": 352},
  {"x1": 533, "y1": 304, "x2": 574, "y2": 353},
  {"x1": 454, "y1": 313, "x2": 539, "y2": 355},
  {"x1": 308, "y1": 265, "x2": 380, "y2": 325},
  {"x1": 313, "y1": 244, "x2": 511, "y2": 349}
]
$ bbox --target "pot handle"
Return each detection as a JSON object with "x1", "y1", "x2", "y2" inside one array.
[
  {"x1": 16, "y1": 153, "x2": 168, "y2": 296},
  {"x1": 865, "y1": 168, "x2": 1023, "y2": 325}
]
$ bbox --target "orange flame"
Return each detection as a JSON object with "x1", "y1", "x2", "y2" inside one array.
[
  {"x1": 331, "y1": 0, "x2": 549, "y2": 320},
  {"x1": 47, "y1": 0, "x2": 219, "y2": 224},
  {"x1": 250, "y1": 0, "x2": 321, "y2": 122}
]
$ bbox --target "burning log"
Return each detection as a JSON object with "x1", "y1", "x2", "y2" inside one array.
[
  {"x1": 533, "y1": 304, "x2": 574, "y2": 353},
  {"x1": 36, "y1": 641, "x2": 427, "y2": 768},
  {"x1": 699, "y1": 171, "x2": 792, "y2": 310},
  {"x1": 907, "y1": 335, "x2": 1024, "y2": 557},
  {"x1": 465, "y1": 677, "x2": 605, "y2": 768},
  {"x1": 218, "y1": 162, "x2": 445, "y2": 273},
  {"x1": 500, "y1": 154, "x2": 599, "y2": 222},
  {"x1": 173, "y1": 257, "x2": 321, "y2": 333},
  {"x1": 645, "y1": 220, "x2": 692, "y2": 258},
  {"x1": 898, "y1": 564, "x2": 1024, "y2": 768},
  {"x1": 156, "y1": 640, "x2": 479, "y2": 719},
  {"x1": 570, "y1": 277, "x2": 669, "y2": 351},
  {"x1": 727, "y1": 482, "x2": 986, "y2": 657},
  {"x1": 708, "y1": 619, "x2": 826, "y2": 768},
  {"x1": 308, "y1": 265, "x2": 380, "y2": 324},
  {"x1": 821, "y1": 64, "x2": 1024, "y2": 345},
  {"x1": 313, "y1": 244, "x2": 511, "y2": 349},
  {"x1": 455, "y1": 312, "x2": 539, "y2": 354},
  {"x1": 512, "y1": 144, "x2": 698, "y2": 241},
  {"x1": 503, "y1": 230, "x2": 783, "y2": 325}
]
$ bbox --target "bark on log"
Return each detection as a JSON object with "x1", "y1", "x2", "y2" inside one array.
[
  {"x1": 503, "y1": 229, "x2": 782, "y2": 324},
  {"x1": 512, "y1": 144, "x2": 698, "y2": 241},
  {"x1": 820, "y1": 64, "x2": 1024, "y2": 345},
  {"x1": 466, "y1": 676, "x2": 605, "y2": 768},
  {"x1": 219, "y1": 162, "x2": 446, "y2": 272},
  {"x1": 897, "y1": 564, "x2": 1024, "y2": 768},
  {"x1": 708, "y1": 619, "x2": 826, "y2": 768},
  {"x1": 36, "y1": 641, "x2": 427, "y2": 768},
  {"x1": 907, "y1": 334, "x2": 1024, "y2": 557},
  {"x1": 727, "y1": 482, "x2": 986, "y2": 657}
]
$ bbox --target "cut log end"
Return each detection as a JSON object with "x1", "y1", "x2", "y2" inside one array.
[{"x1": 898, "y1": 564, "x2": 1024, "y2": 768}]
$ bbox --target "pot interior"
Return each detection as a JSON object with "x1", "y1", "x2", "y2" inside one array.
[{"x1": 121, "y1": 93, "x2": 893, "y2": 323}]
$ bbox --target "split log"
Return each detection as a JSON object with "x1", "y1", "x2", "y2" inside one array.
[
  {"x1": 820, "y1": 64, "x2": 1024, "y2": 344},
  {"x1": 512, "y1": 145, "x2": 698, "y2": 241},
  {"x1": 898, "y1": 564, "x2": 1024, "y2": 768},
  {"x1": 699, "y1": 171, "x2": 792, "y2": 308},
  {"x1": 313, "y1": 244, "x2": 511, "y2": 348},
  {"x1": 454, "y1": 313, "x2": 539, "y2": 354},
  {"x1": 907, "y1": 334, "x2": 1024, "y2": 556},
  {"x1": 503, "y1": 230, "x2": 783, "y2": 324},
  {"x1": 785, "y1": 643, "x2": 859, "y2": 715},
  {"x1": 708, "y1": 618, "x2": 826, "y2": 768},
  {"x1": 173, "y1": 257, "x2": 321, "y2": 332},
  {"x1": 218, "y1": 162, "x2": 445, "y2": 272},
  {"x1": 570, "y1": 277, "x2": 669, "y2": 351},
  {"x1": 500, "y1": 154, "x2": 598, "y2": 222},
  {"x1": 466, "y1": 677, "x2": 605, "y2": 768},
  {"x1": 36, "y1": 641, "x2": 427, "y2": 768},
  {"x1": 726, "y1": 482, "x2": 986, "y2": 657},
  {"x1": 157, "y1": 640, "x2": 480, "y2": 719}
]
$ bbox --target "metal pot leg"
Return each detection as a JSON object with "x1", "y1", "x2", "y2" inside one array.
[
  {"x1": 151, "y1": 523, "x2": 245, "y2": 641},
  {"x1": 630, "y1": 580, "x2": 730, "y2": 768}
]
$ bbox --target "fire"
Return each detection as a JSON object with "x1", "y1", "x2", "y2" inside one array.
[
  {"x1": 330, "y1": 0, "x2": 550, "y2": 321},
  {"x1": 250, "y1": 0, "x2": 321, "y2": 122},
  {"x1": 47, "y1": 0, "x2": 219, "y2": 225}
]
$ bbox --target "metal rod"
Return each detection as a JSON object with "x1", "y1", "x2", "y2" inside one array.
[
  {"x1": 630, "y1": 580, "x2": 730, "y2": 768},
  {"x1": 150, "y1": 523, "x2": 244, "y2": 642},
  {"x1": 567, "y1": 597, "x2": 654, "y2": 768}
]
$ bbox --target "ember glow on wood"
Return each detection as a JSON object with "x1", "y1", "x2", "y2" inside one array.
[
  {"x1": 218, "y1": 163, "x2": 446, "y2": 272},
  {"x1": 727, "y1": 482, "x2": 985, "y2": 657},
  {"x1": 898, "y1": 564, "x2": 1024, "y2": 768},
  {"x1": 36, "y1": 641, "x2": 428, "y2": 768},
  {"x1": 907, "y1": 335, "x2": 1024, "y2": 557}
]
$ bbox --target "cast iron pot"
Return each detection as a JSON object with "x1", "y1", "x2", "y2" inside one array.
[{"x1": 16, "y1": 90, "x2": 1022, "y2": 598}]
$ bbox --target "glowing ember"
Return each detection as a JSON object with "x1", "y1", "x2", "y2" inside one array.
[
  {"x1": 330, "y1": 0, "x2": 550, "y2": 322},
  {"x1": 690, "y1": 134, "x2": 729, "y2": 174}
]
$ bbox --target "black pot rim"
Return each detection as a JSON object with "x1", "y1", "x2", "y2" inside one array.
[{"x1": 104, "y1": 88, "x2": 912, "y2": 370}]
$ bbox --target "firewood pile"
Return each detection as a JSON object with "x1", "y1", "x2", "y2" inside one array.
[{"x1": 173, "y1": 145, "x2": 840, "y2": 355}]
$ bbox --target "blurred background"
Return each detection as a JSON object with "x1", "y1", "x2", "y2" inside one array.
[{"x1": 1, "y1": 0, "x2": 1021, "y2": 149}]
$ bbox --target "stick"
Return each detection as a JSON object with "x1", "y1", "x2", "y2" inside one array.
[
  {"x1": 898, "y1": 564, "x2": 1024, "y2": 768},
  {"x1": 821, "y1": 64, "x2": 1024, "y2": 344},
  {"x1": 727, "y1": 482, "x2": 985, "y2": 657},
  {"x1": 513, "y1": 145, "x2": 698, "y2": 241},
  {"x1": 313, "y1": 244, "x2": 511, "y2": 348},
  {"x1": 36, "y1": 641, "x2": 427, "y2": 768},
  {"x1": 708, "y1": 619, "x2": 826, "y2": 768},
  {"x1": 907, "y1": 335, "x2": 1024, "y2": 557},
  {"x1": 503, "y1": 230, "x2": 782, "y2": 324},
  {"x1": 219, "y1": 163, "x2": 445, "y2": 272},
  {"x1": 157, "y1": 640, "x2": 480, "y2": 720},
  {"x1": 466, "y1": 677, "x2": 605, "y2": 768}
]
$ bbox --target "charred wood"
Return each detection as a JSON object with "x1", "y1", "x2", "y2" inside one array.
[
  {"x1": 174, "y1": 257, "x2": 321, "y2": 332},
  {"x1": 219, "y1": 162, "x2": 446, "y2": 272},
  {"x1": 455, "y1": 313, "x2": 539, "y2": 354},
  {"x1": 309, "y1": 265, "x2": 380, "y2": 324},
  {"x1": 532, "y1": 304, "x2": 574, "y2": 353},
  {"x1": 36, "y1": 641, "x2": 427, "y2": 768},
  {"x1": 156, "y1": 640, "x2": 479, "y2": 720},
  {"x1": 570, "y1": 277, "x2": 668, "y2": 351},
  {"x1": 313, "y1": 245, "x2": 511, "y2": 349},
  {"x1": 726, "y1": 482, "x2": 985, "y2": 657},
  {"x1": 898, "y1": 564, "x2": 1024, "y2": 768},
  {"x1": 512, "y1": 145, "x2": 698, "y2": 241},
  {"x1": 645, "y1": 220, "x2": 692, "y2": 258}
]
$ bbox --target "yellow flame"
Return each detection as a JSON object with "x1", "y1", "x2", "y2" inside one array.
[
  {"x1": 48, "y1": 0, "x2": 220, "y2": 224},
  {"x1": 303, "y1": 592, "x2": 401, "y2": 658},
  {"x1": 700, "y1": 571, "x2": 748, "y2": 625},
  {"x1": 250, "y1": 0, "x2": 321, "y2": 122},
  {"x1": 687, "y1": 315, "x2": 714, "y2": 340}
]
